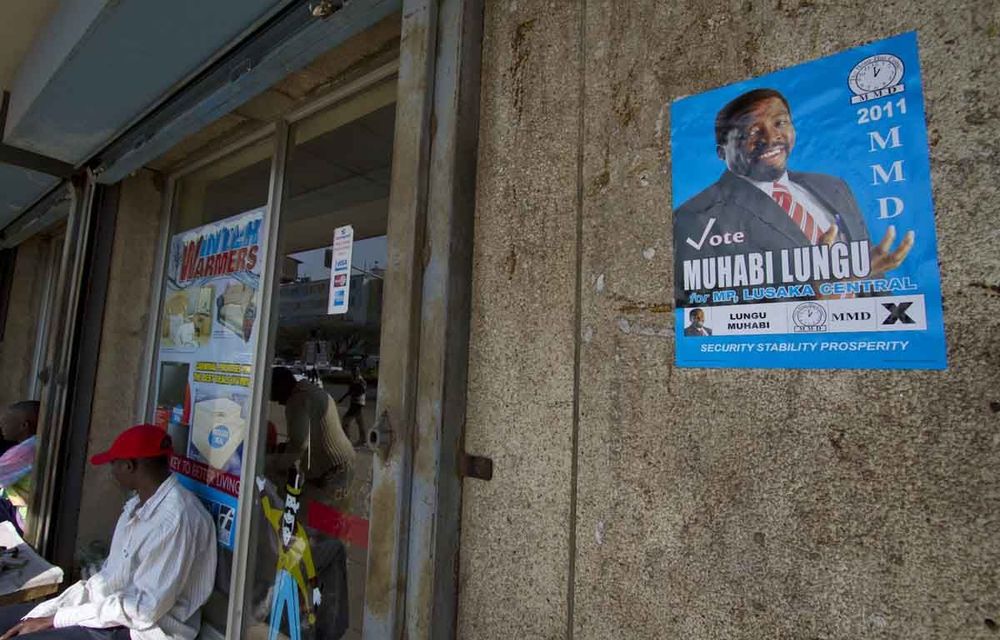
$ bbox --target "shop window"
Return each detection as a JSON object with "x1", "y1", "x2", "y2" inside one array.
[
  {"x1": 242, "y1": 81, "x2": 395, "y2": 640},
  {"x1": 174, "y1": 137, "x2": 273, "y2": 232},
  {"x1": 152, "y1": 135, "x2": 276, "y2": 636}
]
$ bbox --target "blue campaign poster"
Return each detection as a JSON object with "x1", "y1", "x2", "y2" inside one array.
[{"x1": 671, "y1": 32, "x2": 946, "y2": 369}]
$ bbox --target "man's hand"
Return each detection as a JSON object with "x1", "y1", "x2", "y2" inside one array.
[
  {"x1": 870, "y1": 225, "x2": 914, "y2": 275},
  {"x1": 0, "y1": 615, "x2": 55, "y2": 638}
]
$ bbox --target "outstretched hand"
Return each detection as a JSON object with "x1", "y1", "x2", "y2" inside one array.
[
  {"x1": 870, "y1": 225, "x2": 915, "y2": 275},
  {"x1": 0, "y1": 616, "x2": 55, "y2": 639}
]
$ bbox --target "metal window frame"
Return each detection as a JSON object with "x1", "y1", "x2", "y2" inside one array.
[
  {"x1": 134, "y1": 0, "x2": 484, "y2": 633},
  {"x1": 29, "y1": 174, "x2": 96, "y2": 555},
  {"x1": 136, "y1": 123, "x2": 277, "y2": 421},
  {"x1": 28, "y1": 232, "x2": 66, "y2": 400}
]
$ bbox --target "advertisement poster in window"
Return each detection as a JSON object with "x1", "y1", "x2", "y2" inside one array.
[
  {"x1": 328, "y1": 225, "x2": 353, "y2": 315},
  {"x1": 671, "y1": 32, "x2": 946, "y2": 369},
  {"x1": 154, "y1": 207, "x2": 265, "y2": 548}
]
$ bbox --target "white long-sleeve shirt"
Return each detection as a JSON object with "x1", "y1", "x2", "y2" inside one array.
[{"x1": 26, "y1": 475, "x2": 217, "y2": 640}]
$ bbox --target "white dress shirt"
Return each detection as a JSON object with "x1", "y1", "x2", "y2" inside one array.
[
  {"x1": 26, "y1": 475, "x2": 217, "y2": 640},
  {"x1": 742, "y1": 172, "x2": 837, "y2": 234}
]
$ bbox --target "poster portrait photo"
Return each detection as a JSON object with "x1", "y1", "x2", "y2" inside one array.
[{"x1": 670, "y1": 32, "x2": 946, "y2": 369}]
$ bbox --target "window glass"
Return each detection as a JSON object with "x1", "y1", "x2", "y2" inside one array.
[
  {"x1": 153, "y1": 136, "x2": 274, "y2": 634},
  {"x1": 242, "y1": 83, "x2": 395, "y2": 640}
]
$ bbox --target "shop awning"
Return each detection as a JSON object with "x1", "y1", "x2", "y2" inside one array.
[{"x1": 0, "y1": 0, "x2": 296, "y2": 231}]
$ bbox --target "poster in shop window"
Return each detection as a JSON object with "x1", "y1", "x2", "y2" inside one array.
[
  {"x1": 154, "y1": 207, "x2": 265, "y2": 548},
  {"x1": 670, "y1": 32, "x2": 946, "y2": 369}
]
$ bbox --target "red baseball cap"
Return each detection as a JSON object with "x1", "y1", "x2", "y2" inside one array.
[{"x1": 90, "y1": 424, "x2": 174, "y2": 465}]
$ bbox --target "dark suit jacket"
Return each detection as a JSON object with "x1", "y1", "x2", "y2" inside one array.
[
  {"x1": 683, "y1": 325, "x2": 712, "y2": 337},
  {"x1": 673, "y1": 170, "x2": 870, "y2": 306}
]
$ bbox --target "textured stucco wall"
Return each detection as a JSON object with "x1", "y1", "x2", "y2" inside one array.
[
  {"x1": 461, "y1": 2, "x2": 1000, "y2": 639},
  {"x1": 75, "y1": 170, "x2": 163, "y2": 559},
  {"x1": 0, "y1": 235, "x2": 50, "y2": 405}
]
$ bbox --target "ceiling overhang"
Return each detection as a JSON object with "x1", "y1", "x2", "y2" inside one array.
[{"x1": 0, "y1": 0, "x2": 296, "y2": 230}]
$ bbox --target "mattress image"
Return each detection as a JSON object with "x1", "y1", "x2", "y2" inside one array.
[{"x1": 191, "y1": 397, "x2": 246, "y2": 470}]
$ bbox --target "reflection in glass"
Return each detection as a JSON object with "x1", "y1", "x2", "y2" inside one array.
[
  {"x1": 154, "y1": 138, "x2": 274, "y2": 636},
  {"x1": 243, "y1": 87, "x2": 395, "y2": 640}
]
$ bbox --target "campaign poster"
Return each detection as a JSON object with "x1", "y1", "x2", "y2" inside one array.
[
  {"x1": 671, "y1": 32, "x2": 946, "y2": 369},
  {"x1": 328, "y1": 225, "x2": 353, "y2": 314},
  {"x1": 154, "y1": 208, "x2": 265, "y2": 547}
]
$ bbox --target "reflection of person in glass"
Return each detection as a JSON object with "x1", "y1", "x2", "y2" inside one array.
[
  {"x1": 674, "y1": 88, "x2": 914, "y2": 304},
  {"x1": 683, "y1": 308, "x2": 712, "y2": 337},
  {"x1": 337, "y1": 368, "x2": 367, "y2": 448},
  {"x1": 265, "y1": 368, "x2": 352, "y2": 639},
  {"x1": 269, "y1": 367, "x2": 355, "y2": 491}
]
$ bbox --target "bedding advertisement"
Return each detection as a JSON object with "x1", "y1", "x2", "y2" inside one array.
[
  {"x1": 671, "y1": 32, "x2": 946, "y2": 369},
  {"x1": 154, "y1": 208, "x2": 265, "y2": 548}
]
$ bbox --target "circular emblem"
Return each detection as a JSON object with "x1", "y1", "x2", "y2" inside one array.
[
  {"x1": 209, "y1": 425, "x2": 231, "y2": 448},
  {"x1": 848, "y1": 54, "x2": 904, "y2": 95},
  {"x1": 793, "y1": 302, "x2": 827, "y2": 328}
]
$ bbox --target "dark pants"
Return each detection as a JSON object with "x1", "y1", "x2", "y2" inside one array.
[
  {"x1": 0, "y1": 604, "x2": 129, "y2": 639},
  {"x1": 342, "y1": 404, "x2": 366, "y2": 444}
]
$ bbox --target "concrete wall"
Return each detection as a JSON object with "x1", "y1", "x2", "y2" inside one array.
[
  {"x1": 460, "y1": 2, "x2": 1000, "y2": 639},
  {"x1": 0, "y1": 235, "x2": 52, "y2": 405},
  {"x1": 74, "y1": 170, "x2": 163, "y2": 559}
]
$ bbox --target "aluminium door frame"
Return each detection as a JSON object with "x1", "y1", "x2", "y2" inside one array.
[
  {"x1": 137, "y1": 0, "x2": 484, "y2": 632},
  {"x1": 29, "y1": 175, "x2": 96, "y2": 556}
]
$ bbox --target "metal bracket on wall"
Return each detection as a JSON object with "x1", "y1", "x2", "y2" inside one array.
[
  {"x1": 461, "y1": 454, "x2": 493, "y2": 481},
  {"x1": 368, "y1": 410, "x2": 394, "y2": 457},
  {"x1": 0, "y1": 92, "x2": 75, "y2": 179}
]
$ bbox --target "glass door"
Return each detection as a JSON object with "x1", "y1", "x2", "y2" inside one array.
[
  {"x1": 239, "y1": 79, "x2": 396, "y2": 640},
  {"x1": 150, "y1": 133, "x2": 276, "y2": 638}
]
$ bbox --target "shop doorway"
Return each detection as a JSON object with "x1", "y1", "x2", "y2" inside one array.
[{"x1": 241, "y1": 82, "x2": 396, "y2": 640}]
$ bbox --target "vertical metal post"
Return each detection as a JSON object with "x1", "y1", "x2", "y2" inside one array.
[
  {"x1": 363, "y1": 0, "x2": 437, "y2": 636},
  {"x1": 28, "y1": 174, "x2": 96, "y2": 556},
  {"x1": 225, "y1": 122, "x2": 289, "y2": 639},
  {"x1": 28, "y1": 235, "x2": 62, "y2": 401},
  {"x1": 405, "y1": 0, "x2": 483, "y2": 636},
  {"x1": 49, "y1": 183, "x2": 122, "y2": 571}
]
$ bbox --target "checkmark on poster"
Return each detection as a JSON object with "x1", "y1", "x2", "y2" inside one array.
[{"x1": 686, "y1": 217, "x2": 717, "y2": 250}]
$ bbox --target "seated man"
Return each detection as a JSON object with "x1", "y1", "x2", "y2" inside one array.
[
  {"x1": 0, "y1": 424, "x2": 217, "y2": 639},
  {"x1": 0, "y1": 401, "x2": 40, "y2": 535}
]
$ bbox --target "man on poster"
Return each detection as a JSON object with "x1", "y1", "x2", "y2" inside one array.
[
  {"x1": 673, "y1": 88, "x2": 914, "y2": 305},
  {"x1": 683, "y1": 309, "x2": 712, "y2": 337}
]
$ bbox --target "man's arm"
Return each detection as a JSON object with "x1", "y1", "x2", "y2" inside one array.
[
  {"x1": 50, "y1": 517, "x2": 212, "y2": 631},
  {"x1": 267, "y1": 398, "x2": 309, "y2": 471},
  {"x1": 22, "y1": 581, "x2": 88, "y2": 619}
]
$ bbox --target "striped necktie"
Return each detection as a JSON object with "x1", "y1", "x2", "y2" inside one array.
[
  {"x1": 771, "y1": 181, "x2": 823, "y2": 244},
  {"x1": 772, "y1": 182, "x2": 853, "y2": 298}
]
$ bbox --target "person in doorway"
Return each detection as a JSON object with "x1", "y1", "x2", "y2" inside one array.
[
  {"x1": 270, "y1": 367, "x2": 355, "y2": 492},
  {"x1": 337, "y1": 368, "x2": 368, "y2": 447},
  {"x1": 0, "y1": 401, "x2": 39, "y2": 535},
  {"x1": 0, "y1": 424, "x2": 217, "y2": 639}
]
